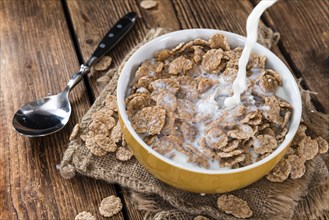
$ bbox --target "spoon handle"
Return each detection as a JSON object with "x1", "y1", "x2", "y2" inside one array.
[
  {"x1": 86, "y1": 12, "x2": 137, "y2": 67},
  {"x1": 64, "y1": 12, "x2": 137, "y2": 92}
]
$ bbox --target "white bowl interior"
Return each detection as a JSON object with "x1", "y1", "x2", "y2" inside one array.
[{"x1": 117, "y1": 29, "x2": 302, "y2": 174}]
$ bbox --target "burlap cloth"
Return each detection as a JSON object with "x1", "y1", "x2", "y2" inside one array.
[{"x1": 60, "y1": 27, "x2": 329, "y2": 220}]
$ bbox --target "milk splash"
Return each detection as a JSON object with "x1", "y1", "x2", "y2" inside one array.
[{"x1": 224, "y1": 0, "x2": 278, "y2": 108}]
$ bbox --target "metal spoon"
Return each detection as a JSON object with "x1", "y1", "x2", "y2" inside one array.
[{"x1": 12, "y1": 12, "x2": 137, "y2": 137}]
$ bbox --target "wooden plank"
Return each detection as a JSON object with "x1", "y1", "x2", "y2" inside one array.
[
  {"x1": 0, "y1": 1, "x2": 123, "y2": 219},
  {"x1": 65, "y1": 1, "x2": 150, "y2": 219},
  {"x1": 254, "y1": 0, "x2": 329, "y2": 111}
]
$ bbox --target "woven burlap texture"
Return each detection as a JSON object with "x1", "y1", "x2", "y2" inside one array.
[{"x1": 60, "y1": 27, "x2": 329, "y2": 220}]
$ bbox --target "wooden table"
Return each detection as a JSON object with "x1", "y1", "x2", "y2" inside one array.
[{"x1": 1, "y1": 0, "x2": 328, "y2": 219}]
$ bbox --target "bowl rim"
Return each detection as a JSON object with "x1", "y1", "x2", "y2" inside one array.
[{"x1": 117, "y1": 28, "x2": 302, "y2": 175}]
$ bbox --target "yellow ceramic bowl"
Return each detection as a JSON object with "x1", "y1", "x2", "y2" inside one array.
[{"x1": 117, "y1": 29, "x2": 302, "y2": 193}]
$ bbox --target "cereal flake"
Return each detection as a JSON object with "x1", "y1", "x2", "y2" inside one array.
[
  {"x1": 111, "y1": 121, "x2": 122, "y2": 143},
  {"x1": 263, "y1": 96, "x2": 283, "y2": 125},
  {"x1": 266, "y1": 159, "x2": 291, "y2": 182},
  {"x1": 292, "y1": 124, "x2": 307, "y2": 145},
  {"x1": 140, "y1": 0, "x2": 157, "y2": 9},
  {"x1": 155, "y1": 49, "x2": 172, "y2": 61},
  {"x1": 217, "y1": 194, "x2": 253, "y2": 219},
  {"x1": 104, "y1": 94, "x2": 118, "y2": 112},
  {"x1": 88, "y1": 120, "x2": 109, "y2": 136},
  {"x1": 201, "y1": 49, "x2": 224, "y2": 73},
  {"x1": 205, "y1": 128, "x2": 229, "y2": 150},
  {"x1": 99, "y1": 195, "x2": 123, "y2": 217},
  {"x1": 258, "y1": 69, "x2": 281, "y2": 93},
  {"x1": 150, "y1": 78, "x2": 180, "y2": 93},
  {"x1": 94, "y1": 56, "x2": 112, "y2": 71},
  {"x1": 75, "y1": 211, "x2": 96, "y2": 220},
  {"x1": 69, "y1": 123, "x2": 80, "y2": 141},
  {"x1": 116, "y1": 146, "x2": 133, "y2": 161},
  {"x1": 185, "y1": 144, "x2": 210, "y2": 168},
  {"x1": 85, "y1": 138, "x2": 108, "y2": 156},
  {"x1": 197, "y1": 77, "x2": 215, "y2": 93},
  {"x1": 93, "y1": 115, "x2": 116, "y2": 131},
  {"x1": 209, "y1": 33, "x2": 230, "y2": 51},
  {"x1": 176, "y1": 99, "x2": 195, "y2": 121},
  {"x1": 220, "y1": 154, "x2": 246, "y2": 168},
  {"x1": 247, "y1": 53, "x2": 266, "y2": 69},
  {"x1": 126, "y1": 93, "x2": 151, "y2": 116},
  {"x1": 254, "y1": 134, "x2": 278, "y2": 154},
  {"x1": 218, "y1": 149, "x2": 244, "y2": 158},
  {"x1": 144, "y1": 135, "x2": 157, "y2": 145},
  {"x1": 177, "y1": 76, "x2": 199, "y2": 100},
  {"x1": 315, "y1": 136, "x2": 329, "y2": 154},
  {"x1": 194, "y1": 215, "x2": 209, "y2": 220},
  {"x1": 95, "y1": 134, "x2": 117, "y2": 152},
  {"x1": 152, "y1": 135, "x2": 181, "y2": 157},
  {"x1": 135, "y1": 61, "x2": 164, "y2": 80},
  {"x1": 199, "y1": 137, "x2": 218, "y2": 160},
  {"x1": 297, "y1": 136, "x2": 319, "y2": 161},
  {"x1": 228, "y1": 125, "x2": 254, "y2": 140},
  {"x1": 168, "y1": 56, "x2": 193, "y2": 75},
  {"x1": 151, "y1": 90, "x2": 177, "y2": 112},
  {"x1": 192, "y1": 46, "x2": 205, "y2": 63},
  {"x1": 161, "y1": 111, "x2": 176, "y2": 135},
  {"x1": 132, "y1": 106, "x2": 166, "y2": 135},
  {"x1": 286, "y1": 154, "x2": 306, "y2": 179},
  {"x1": 180, "y1": 121, "x2": 198, "y2": 142},
  {"x1": 221, "y1": 140, "x2": 240, "y2": 153}
]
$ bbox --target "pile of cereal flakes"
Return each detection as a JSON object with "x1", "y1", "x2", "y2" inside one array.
[
  {"x1": 266, "y1": 123, "x2": 328, "y2": 182},
  {"x1": 126, "y1": 33, "x2": 296, "y2": 169},
  {"x1": 70, "y1": 94, "x2": 133, "y2": 161}
]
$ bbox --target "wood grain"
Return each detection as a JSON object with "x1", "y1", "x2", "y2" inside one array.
[
  {"x1": 136, "y1": 0, "x2": 180, "y2": 30},
  {"x1": 1, "y1": 0, "x2": 328, "y2": 219},
  {"x1": 64, "y1": 1, "x2": 257, "y2": 219},
  {"x1": 172, "y1": 0, "x2": 249, "y2": 34},
  {"x1": 256, "y1": 0, "x2": 329, "y2": 111},
  {"x1": 0, "y1": 1, "x2": 123, "y2": 219},
  {"x1": 66, "y1": 0, "x2": 146, "y2": 97},
  {"x1": 65, "y1": 0, "x2": 329, "y2": 219}
]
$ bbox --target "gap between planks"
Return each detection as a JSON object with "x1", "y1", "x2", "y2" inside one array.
[{"x1": 61, "y1": 0, "x2": 95, "y2": 104}]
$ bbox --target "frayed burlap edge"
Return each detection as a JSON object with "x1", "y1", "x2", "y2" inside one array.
[{"x1": 60, "y1": 27, "x2": 329, "y2": 220}]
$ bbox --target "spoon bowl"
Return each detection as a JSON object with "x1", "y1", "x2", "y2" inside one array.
[{"x1": 13, "y1": 91, "x2": 71, "y2": 137}]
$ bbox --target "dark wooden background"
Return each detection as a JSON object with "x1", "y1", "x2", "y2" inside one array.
[{"x1": 0, "y1": 0, "x2": 328, "y2": 219}]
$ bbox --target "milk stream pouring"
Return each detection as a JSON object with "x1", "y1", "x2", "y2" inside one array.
[{"x1": 224, "y1": 0, "x2": 278, "y2": 108}]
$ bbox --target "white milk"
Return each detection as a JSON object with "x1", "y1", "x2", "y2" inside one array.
[
  {"x1": 156, "y1": 68, "x2": 270, "y2": 170},
  {"x1": 224, "y1": 0, "x2": 278, "y2": 108}
]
